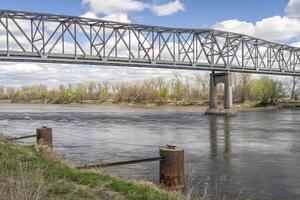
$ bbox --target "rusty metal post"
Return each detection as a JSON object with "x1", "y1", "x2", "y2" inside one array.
[
  {"x1": 36, "y1": 127, "x2": 53, "y2": 150},
  {"x1": 159, "y1": 145, "x2": 184, "y2": 189}
]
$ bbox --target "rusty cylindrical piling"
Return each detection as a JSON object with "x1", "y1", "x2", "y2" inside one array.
[
  {"x1": 159, "y1": 145, "x2": 184, "y2": 189},
  {"x1": 36, "y1": 127, "x2": 53, "y2": 149}
]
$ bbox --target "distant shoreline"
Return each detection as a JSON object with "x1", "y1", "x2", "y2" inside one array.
[
  {"x1": 0, "y1": 100, "x2": 299, "y2": 110},
  {"x1": 0, "y1": 100, "x2": 210, "y2": 107}
]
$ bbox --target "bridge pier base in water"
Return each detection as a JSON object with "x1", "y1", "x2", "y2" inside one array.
[{"x1": 205, "y1": 72, "x2": 236, "y2": 116}]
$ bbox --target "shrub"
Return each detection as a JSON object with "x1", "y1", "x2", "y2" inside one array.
[{"x1": 251, "y1": 76, "x2": 283, "y2": 105}]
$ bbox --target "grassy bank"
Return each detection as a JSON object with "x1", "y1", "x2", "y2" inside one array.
[
  {"x1": 235, "y1": 99, "x2": 300, "y2": 110},
  {"x1": 0, "y1": 136, "x2": 183, "y2": 200},
  {"x1": 0, "y1": 137, "x2": 256, "y2": 200}
]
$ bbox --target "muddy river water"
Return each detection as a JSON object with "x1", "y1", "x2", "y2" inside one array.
[{"x1": 0, "y1": 104, "x2": 299, "y2": 199}]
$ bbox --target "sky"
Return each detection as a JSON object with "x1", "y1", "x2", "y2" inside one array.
[{"x1": 0, "y1": 0, "x2": 300, "y2": 87}]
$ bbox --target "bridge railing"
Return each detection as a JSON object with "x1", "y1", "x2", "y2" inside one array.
[{"x1": 0, "y1": 10, "x2": 299, "y2": 76}]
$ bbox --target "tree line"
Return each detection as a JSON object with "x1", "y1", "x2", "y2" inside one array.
[{"x1": 0, "y1": 74, "x2": 298, "y2": 106}]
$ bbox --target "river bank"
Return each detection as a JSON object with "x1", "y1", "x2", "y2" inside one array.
[
  {"x1": 0, "y1": 135, "x2": 183, "y2": 200},
  {"x1": 0, "y1": 99, "x2": 299, "y2": 110}
]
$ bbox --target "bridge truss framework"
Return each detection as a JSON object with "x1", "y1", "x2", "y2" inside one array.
[{"x1": 0, "y1": 10, "x2": 299, "y2": 76}]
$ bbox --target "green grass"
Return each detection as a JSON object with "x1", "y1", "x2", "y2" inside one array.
[{"x1": 0, "y1": 138, "x2": 183, "y2": 200}]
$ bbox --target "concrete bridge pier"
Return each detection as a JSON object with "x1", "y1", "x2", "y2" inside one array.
[{"x1": 206, "y1": 72, "x2": 236, "y2": 116}]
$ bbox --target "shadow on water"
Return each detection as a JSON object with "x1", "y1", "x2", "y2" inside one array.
[
  {"x1": 209, "y1": 115, "x2": 231, "y2": 160},
  {"x1": 200, "y1": 116, "x2": 234, "y2": 199},
  {"x1": 188, "y1": 115, "x2": 235, "y2": 199}
]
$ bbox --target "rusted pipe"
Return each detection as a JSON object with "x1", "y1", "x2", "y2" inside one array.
[
  {"x1": 8, "y1": 134, "x2": 36, "y2": 141},
  {"x1": 77, "y1": 156, "x2": 163, "y2": 169}
]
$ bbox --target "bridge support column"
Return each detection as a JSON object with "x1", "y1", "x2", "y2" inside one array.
[
  {"x1": 206, "y1": 72, "x2": 236, "y2": 116},
  {"x1": 209, "y1": 73, "x2": 218, "y2": 109},
  {"x1": 224, "y1": 73, "x2": 233, "y2": 109}
]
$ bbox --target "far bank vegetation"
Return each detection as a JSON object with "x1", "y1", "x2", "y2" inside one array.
[{"x1": 0, "y1": 74, "x2": 299, "y2": 107}]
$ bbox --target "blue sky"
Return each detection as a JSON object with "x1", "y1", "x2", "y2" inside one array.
[
  {"x1": 0, "y1": 0, "x2": 288, "y2": 28},
  {"x1": 0, "y1": 0, "x2": 300, "y2": 87}
]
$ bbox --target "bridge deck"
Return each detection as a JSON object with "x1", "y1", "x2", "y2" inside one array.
[{"x1": 0, "y1": 10, "x2": 299, "y2": 76}]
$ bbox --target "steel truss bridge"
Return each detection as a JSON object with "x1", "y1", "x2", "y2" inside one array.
[{"x1": 0, "y1": 10, "x2": 299, "y2": 76}]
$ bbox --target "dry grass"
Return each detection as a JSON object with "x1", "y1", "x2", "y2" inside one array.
[{"x1": 0, "y1": 161, "x2": 45, "y2": 200}]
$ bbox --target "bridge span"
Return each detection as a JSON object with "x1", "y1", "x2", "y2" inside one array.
[{"x1": 0, "y1": 10, "x2": 299, "y2": 111}]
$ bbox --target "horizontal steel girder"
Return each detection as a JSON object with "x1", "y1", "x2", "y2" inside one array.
[{"x1": 0, "y1": 10, "x2": 299, "y2": 76}]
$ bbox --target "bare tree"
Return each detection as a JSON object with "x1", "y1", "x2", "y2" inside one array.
[
  {"x1": 234, "y1": 73, "x2": 252, "y2": 103},
  {"x1": 284, "y1": 76, "x2": 299, "y2": 100},
  {"x1": 195, "y1": 73, "x2": 210, "y2": 99}
]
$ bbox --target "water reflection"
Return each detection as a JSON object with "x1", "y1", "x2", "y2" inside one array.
[
  {"x1": 207, "y1": 116, "x2": 233, "y2": 198},
  {"x1": 209, "y1": 116, "x2": 231, "y2": 158}
]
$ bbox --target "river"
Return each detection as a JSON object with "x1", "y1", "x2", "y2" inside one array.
[{"x1": 0, "y1": 104, "x2": 299, "y2": 199}]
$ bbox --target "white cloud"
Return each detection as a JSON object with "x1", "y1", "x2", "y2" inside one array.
[
  {"x1": 255, "y1": 16, "x2": 300, "y2": 41},
  {"x1": 151, "y1": 0, "x2": 185, "y2": 16},
  {"x1": 81, "y1": 0, "x2": 185, "y2": 23},
  {"x1": 81, "y1": 11, "x2": 131, "y2": 24},
  {"x1": 291, "y1": 41, "x2": 300, "y2": 47},
  {"x1": 81, "y1": 0, "x2": 148, "y2": 23},
  {"x1": 82, "y1": 0, "x2": 148, "y2": 15},
  {"x1": 81, "y1": 11, "x2": 98, "y2": 19},
  {"x1": 213, "y1": 19, "x2": 255, "y2": 35},
  {"x1": 0, "y1": 62, "x2": 201, "y2": 87},
  {"x1": 102, "y1": 13, "x2": 131, "y2": 23},
  {"x1": 213, "y1": 16, "x2": 300, "y2": 42},
  {"x1": 0, "y1": 63, "x2": 43, "y2": 74},
  {"x1": 286, "y1": 0, "x2": 300, "y2": 19}
]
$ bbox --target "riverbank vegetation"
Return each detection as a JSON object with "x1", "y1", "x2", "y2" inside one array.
[
  {"x1": 0, "y1": 135, "x2": 183, "y2": 200},
  {"x1": 0, "y1": 74, "x2": 299, "y2": 107}
]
